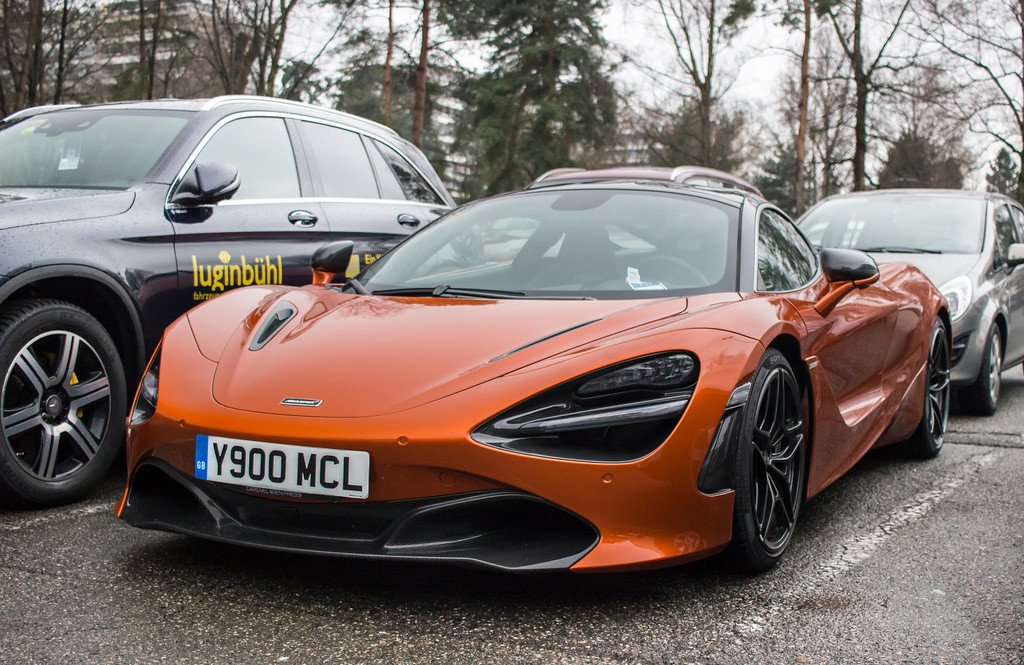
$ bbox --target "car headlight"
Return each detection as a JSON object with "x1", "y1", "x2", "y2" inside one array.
[
  {"x1": 129, "y1": 345, "x2": 161, "y2": 425},
  {"x1": 939, "y1": 275, "x2": 972, "y2": 322},
  {"x1": 472, "y1": 353, "x2": 698, "y2": 463}
]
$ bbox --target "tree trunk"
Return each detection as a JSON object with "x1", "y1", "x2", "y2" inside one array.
[
  {"x1": 851, "y1": 0, "x2": 866, "y2": 191},
  {"x1": 53, "y1": 0, "x2": 70, "y2": 103},
  {"x1": 412, "y1": 0, "x2": 430, "y2": 148},
  {"x1": 25, "y1": 0, "x2": 43, "y2": 107},
  {"x1": 795, "y1": 0, "x2": 811, "y2": 213},
  {"x1": 382, "y1": 0, "x2": 394, "y2": 125}
]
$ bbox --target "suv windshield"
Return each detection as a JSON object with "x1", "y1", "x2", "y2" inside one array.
[
  {"x1": 358, "y1": 189, "x2": 739, "y2": 299},
  {"x1": 799, "y1": 195, "x2": 986, "y2": 254},
  {"x1": 0, "y1": 109, "x2": 191, "y2": 189}
]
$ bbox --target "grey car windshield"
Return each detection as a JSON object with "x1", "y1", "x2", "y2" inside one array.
[
  {"x1": 0, "y1": 109, "x2": 191, "y2": 189},
  {"x1": 359, "y1": 189, "x2": 739, "y2": 299},
  {"x1": 799, "y1": 195, "x2": 986, "y2": 254}
]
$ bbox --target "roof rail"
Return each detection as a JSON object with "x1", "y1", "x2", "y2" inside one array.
[
  {"x1": 1, "y1": 103, "x2": 81, "y2": 125},
  {"x1": 531, "y1": 168, "x2": 586, "y2": 185},
  {"x1": 202, "y1": 95, "x2": 399, "y2": 136}
]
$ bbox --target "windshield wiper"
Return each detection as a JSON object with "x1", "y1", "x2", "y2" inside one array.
[
  {"x1": 860, "y1": 246, "x2": 942, "y2": 254},
  {"x1": 370, "y1": 284, "x2": 593, "y2": 300}
]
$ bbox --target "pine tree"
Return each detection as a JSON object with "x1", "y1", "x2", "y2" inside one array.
[
  {"x1": 444, "y1": 0, "x2": 618, "y2": 197},
  {"x1": 986, "y1": 148, "x2": 1019, "y2": 199}
]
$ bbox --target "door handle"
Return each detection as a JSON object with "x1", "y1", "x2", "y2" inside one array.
[
  {"x1": 288, "y1": 210, "x2": 318, "y2": 227},
  {"x1": 397, "y1": 213, "x2": 420, "y2": 229}
]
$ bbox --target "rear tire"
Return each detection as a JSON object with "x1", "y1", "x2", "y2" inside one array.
[
  {"x1": 728, "y1": 349, "x2": 807, "y2": 572},
  {"x1": 0, "y1": 300, "x2": 127, "y2": 507},
  {"x1": 959, "y1": 326, "x2": 1001, "y2": 416},
  {"x1": 905, "y1": 318, "x2": 951, "y2": 459}
]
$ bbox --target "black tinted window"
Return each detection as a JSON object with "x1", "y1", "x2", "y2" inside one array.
[
  {"x1": 758, "y1": 209, "x2": 817, "y2": 291},
  {"x1": 994, "y1": 204, "x2": 1020, "y2": 266},
  {"x1": 302, "y1": 122, "x2": 379, "y2": 199},
  {"x1": 371, "y1": 139, "x2": 444, "y2": 205},
  {"x1": 196, "y1": 117, "x2": 299, "y2": 200}
]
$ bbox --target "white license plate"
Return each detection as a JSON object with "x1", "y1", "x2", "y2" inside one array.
[{"x1": 194, "y1": 434, "x2": 369, "y2": 499}]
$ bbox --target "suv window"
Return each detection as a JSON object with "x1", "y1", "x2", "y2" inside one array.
[
  {"x1": 758, "y1": 209, "x2": 817, "y2": 292},
  {"x1": 196, "y1": 117, "x2": 299, "y2": 200},
  {"x1": 301, "y1": 122, "x2": 379, "y2": 199},
  {"x1": 371, "y1": 139, "x2": 444, "y2": 205}
]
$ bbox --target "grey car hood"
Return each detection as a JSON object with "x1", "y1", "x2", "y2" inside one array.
[{"x1": 870, "y1": 252, "x2": 981, "y2": 289}]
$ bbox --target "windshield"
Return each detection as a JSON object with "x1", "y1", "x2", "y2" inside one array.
[
  {"x1": 0, "y1": 109, "x2": 191, "y2": 189},
  {"x1": 358, "y1": 188, "x2": 739, "y2": 299},
  {"x1": 798, "y1": 195, "x2": 986, "y2": 254}
]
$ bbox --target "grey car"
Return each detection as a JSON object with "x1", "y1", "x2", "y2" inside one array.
[{"x1": 798, "y1": 189, "x2": 1024, "y2": 415}]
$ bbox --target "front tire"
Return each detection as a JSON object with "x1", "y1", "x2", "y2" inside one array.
[
  {"x1": 959, "y1": 326, "x2": 1001, "y2": 416},
  {"x1": 0, "y1": 300, "x2": 127, "y2": 507},
  {"x1": 905, "y1": 318, "x2": 951, "y2": 459},
  {"x1": 728, "y1": 349, "x2": 807, "y2": 572}
]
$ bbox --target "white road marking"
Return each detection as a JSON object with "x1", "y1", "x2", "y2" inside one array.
[{"x1": 733, "y1": 450, "x2": 999, "y2": 635}]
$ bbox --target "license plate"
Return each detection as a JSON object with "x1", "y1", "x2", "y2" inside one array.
[{"x1": 194, "y1": 434, "x2": 369, "y2": 499}]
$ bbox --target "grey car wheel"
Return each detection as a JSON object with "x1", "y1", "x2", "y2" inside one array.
[
  {"x1": 959, "y1": 326, "x2": 1001, "y2": 416},
  {"x1": 0, "y1": 300, "x2": 126, "y2": 507}
]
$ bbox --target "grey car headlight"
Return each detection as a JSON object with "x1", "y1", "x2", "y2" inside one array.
[{"x1": 939, "y1": 275, "x2": 972, "y2": 322}]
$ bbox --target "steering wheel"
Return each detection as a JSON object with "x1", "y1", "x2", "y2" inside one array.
[{"x1": 637, "y1": 256, "x2": 709, "y2": 287}]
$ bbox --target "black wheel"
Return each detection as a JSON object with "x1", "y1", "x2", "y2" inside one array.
[
  {"x1": 728, "y1": 348, "x2": 807, "y2": 572},
  {"x1": 958, "y1": 326, "x2": 1001, "y2": 416},
  {"x1": 0, "y1": 300, "x2": 127, "y2": 507},
  {"x1": 905, "y1": 318, "x2": 951, "y2": 458}
]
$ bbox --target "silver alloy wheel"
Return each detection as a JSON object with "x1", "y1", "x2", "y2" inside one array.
[
  {"x1": 748, "y1": 365, "x2": 805, "y2": 554},
  {"x1": 987, "y1": 330, "x2": 1002, "y2": 406},
  {"x1": 1, "y1": 331, "x2": 112, "y2": 480}
]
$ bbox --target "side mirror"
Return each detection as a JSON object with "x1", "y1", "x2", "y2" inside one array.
[
  {"x1": 170, "y1": 162, "x2": 240, "y2": 206},
  {"x1": 814, "y1": 248, "x2": 879, "y2": 317},
  {"x1": 311, "y1": 241, "x2": 354, "y2": 286},
  {"x1": 821, "y1": 248, "x2": 879, "y2": 283},
  {"x1": 1008, "y1": 243, "x2": 1024, "y2": 267}
]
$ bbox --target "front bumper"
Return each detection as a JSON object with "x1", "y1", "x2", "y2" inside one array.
[{"x1": 121, "y1": 460, "x2": 600, "y2": 572}]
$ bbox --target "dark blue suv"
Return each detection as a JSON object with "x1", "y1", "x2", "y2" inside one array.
[{"x1": 0, "y1": 96, "x2": 454, "y2": 506}]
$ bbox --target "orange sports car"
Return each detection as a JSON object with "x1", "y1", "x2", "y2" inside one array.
[{"x1": 118, "y1": 181, "x2": 951, "y2": 573}]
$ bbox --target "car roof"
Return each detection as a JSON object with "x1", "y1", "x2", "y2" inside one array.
[
  {"x1": 1, "y1": 96, "x2": 400, "y2": 139},
  {"x1": 528, "y1": 165, "x2": 764, "y2": 198},
  {"x1": 499, "y1": 178, "x2": 755, "y2": 209},
  {"x1": 809, "y1": 189, "x2": 1011, "y2": 204}
]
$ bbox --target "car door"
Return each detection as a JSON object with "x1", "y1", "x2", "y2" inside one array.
[
  {"x1": 297, "y1": 120, "x2": 451, "y2": 276},
  {"x1": 998, "y1": 203, "x2": 1024, "y2": 364},
  {"x1": 759, "y1": 208, "x2": 898, "y2": 431},
  {"x1": 169, "y1": 115, "x2": 332, "y2": 308}
]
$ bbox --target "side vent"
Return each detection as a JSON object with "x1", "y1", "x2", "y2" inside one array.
[{"x1": 248, "y1": 301, "x2": 297, "y2": 351}]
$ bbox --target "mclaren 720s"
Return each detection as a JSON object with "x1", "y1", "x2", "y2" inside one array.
[{"x1": 118, "y1": 181, "x2": 951, "y2": 573}]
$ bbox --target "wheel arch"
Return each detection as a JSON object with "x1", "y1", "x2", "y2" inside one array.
[{"x1": 0, "y1": 266, "x2": 146, "y2": 384}]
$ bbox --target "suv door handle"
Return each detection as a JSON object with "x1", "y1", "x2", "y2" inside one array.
[
  {"x1": 288, "y1": 210, "x2": 318, "y2": 227},
  {"x1": 397, "y1": 213, "x2": 420, "y2": 229}
]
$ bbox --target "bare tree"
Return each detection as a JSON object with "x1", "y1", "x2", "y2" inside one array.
[
  {"x1": 916, "y1": 0, "x2": 1024, "y2": 197},
  {"x1": 815, "y1": 0, "x2": 916, "y2": 190},
  {"x1": 412, "y1": 0, "x2": 429, "y2": 147},
  {"x1": 655, "y1": 0, "x2": 755, "y2": 166}
]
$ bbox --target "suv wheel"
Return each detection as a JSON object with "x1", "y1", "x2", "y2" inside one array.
[
  {"x1": 0, "y1": 300, "x2": 126, "y2": 507},
  {"x1": 959, "y1": 326, "x2": 1001, "y2": 416}
]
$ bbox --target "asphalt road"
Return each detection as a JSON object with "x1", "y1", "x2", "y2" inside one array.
[{"x1": 1, "y1": 375, "x2": 1022, "y2": 665}]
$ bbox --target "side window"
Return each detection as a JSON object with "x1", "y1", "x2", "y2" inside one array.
[
  {"x1": 370, "y1": 139, "x2": 444, "y2": 205},
  {"x1": 757, "y1": 209, "x2": 818, "y2": 292},
  {"x1": 196, "y1": 117, "x2": 299, "y2": 200},
  {"x1": 301, "y1": 122, "x2": 379, "y2": 199},
  {"x1": 1010, "y1": 206, "x2": 1024, "y2": 239},
  {"x1": 993, "y1": 204, "x2": 1019, "y2": 267}
]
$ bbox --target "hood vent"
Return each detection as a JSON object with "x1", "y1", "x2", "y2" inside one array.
[{"x1": 248, "y1": 301, "x2": 297, "y2": 351}]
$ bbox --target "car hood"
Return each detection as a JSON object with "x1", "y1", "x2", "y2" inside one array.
[
  {"x1": 869, "y1": 252, "x2": 980, "y2": 289},
  {"x1": 202, "y1": 287, "x2": 709, "y2": 418},
  {"x1": 0, "y1": 188, "x2": 135, "y2": 228}
]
